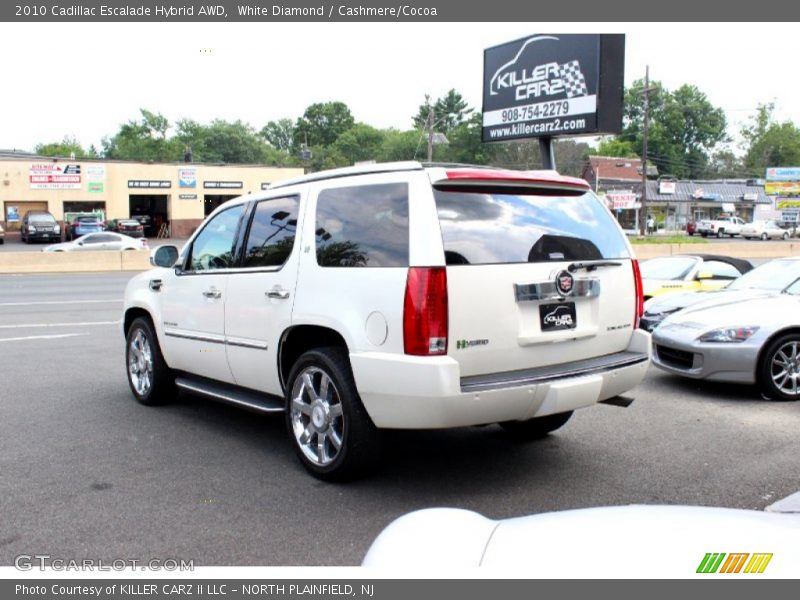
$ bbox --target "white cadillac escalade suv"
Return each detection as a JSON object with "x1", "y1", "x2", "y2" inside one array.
[{"x1": 123, "y1": 161, "x2": 650, "y2": 480}]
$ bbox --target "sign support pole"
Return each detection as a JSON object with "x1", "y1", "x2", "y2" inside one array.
[{"x1": 539, "y1": 137, "x2": 556, "y2": 170}]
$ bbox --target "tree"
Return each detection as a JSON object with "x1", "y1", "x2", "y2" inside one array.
[
  {"x1": 261, "y1": 118, "x2": 295, "y2": 153},
  {"x1": 412, "y1": 89, "x2": 473, "y2": 133},
  {"x1": 435, "y1": 113, "x2": 495, "y2": 165},
  {"x1": 202, "y1": 120, "x2": 268, "y2": 164},
  {"x1": 332, "y1": 123, "x2": 385, "y2": 165},
  {"x1": 741, "y1": 103, "x2": 800, "y2": 176},
  {"x1": 378, "y1": 129, "x2": 424, "y2": 162},
  {"x1": 35, "y1": 136, "x2": 90, "y2": 158},
  {"x1": 623, "y1": 81, "x2": 727, "y2": 178},
  {"x1": 294, "y1": 102, "x2": 355, "y2": 148},
  {"x1": 706, "y1": 149, "x2": 744, "y2": 179},
  {"x1": 102, "y1": 109, "x2": 181, "y2": 161},
  {"x1": 595, "y1": 137, "x2": 638, "y2": 158}
]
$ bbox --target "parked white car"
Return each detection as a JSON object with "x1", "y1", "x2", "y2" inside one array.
[
  {"x1": 44, "y1": 232, "x2": 148, "y2": 252},
  {"x1": 122, "y1": 161, "x2": 650, "y2": 480},
  {"x1": 741, "y1": 220, "x2": 790, "y2": 240}
]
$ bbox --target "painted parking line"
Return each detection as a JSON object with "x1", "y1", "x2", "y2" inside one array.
[
  {"x1": 0, "y1": 299, "x2": 122, "y2": 307},
  {"x1": 0, "y1": 320, "x2": 121, "y2": 329},
  {"x1": 0, "y1": 333, "x2": 89, "y2": 343}
]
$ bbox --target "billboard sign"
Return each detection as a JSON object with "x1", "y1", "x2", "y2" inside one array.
[
  {"x1": 29, "y1": 163, "x2": 82, "y2": 189},
  {"x1": 482, "y1": 34, "x2": 625, "y2": 142},
  {"x1": 765, "y1": 181, "x2": 800, "y2": 195},
  {"x1": 765, "y1": 167, "x2": 800, "y2": 181}
]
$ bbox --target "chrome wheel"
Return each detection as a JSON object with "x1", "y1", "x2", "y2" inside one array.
[
  {"x1": 771, "y1": 341, "x2": 800, "y2": 397},
  {"x1": 128, "y1": 329, "x2": 154, "y2": 396},
  {"x1": 290, "y1": 366, "x2": 344, "y2": 467}
]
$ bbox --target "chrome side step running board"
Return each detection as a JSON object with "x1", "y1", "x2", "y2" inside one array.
[{"x1": 175, "y1": 375, "x2": 284, "y2": 413}]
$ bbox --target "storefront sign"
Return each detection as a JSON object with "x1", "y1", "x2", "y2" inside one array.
[
  {"x1": 658, "y1": 181, "x2": 676, "y2": 195},
  {"x1": 781, "y1": 209, "x2": 800, "y2": 223},
  {"x1": 128, "y1": 180, "x2": 171, "y2": 189},
  {"x1": 179, "y1": 194, "x2": 198, "y2": 200},
  {"x1": 204, "y1": 181, "x2": 243, "y2": 189},
  {"x1": 179, "y1": 167, "x2": 197, "y2": 188},
  {"x1": 87, "y1": 165, "x2": 105, "y2": 193},
  {"x1": 607, "y1": 191, "x2": 638, "y2": 209},
  {"x1": 766, "y1": 167, "x2": 800, "y2": 181},
  {"x1": 765, "y1": 181, "x2": 800, "y2": 195},
  {"x1": 87, "y1": 182, "x2": 104, "y2": 193},
  {"x1": 482, "y1": 34, "x2": 625, "y2": 142},
  {"x1": 29, "y1": 163, "x2": 82, "y2": 189}
]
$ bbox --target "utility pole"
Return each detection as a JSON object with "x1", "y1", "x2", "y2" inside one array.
[
  {"x1": 639, "y1": 65, "x2": 656, "y2": 236},
  {"x1": 427, "y1": 105, "x2": 435, "y2": 162}
]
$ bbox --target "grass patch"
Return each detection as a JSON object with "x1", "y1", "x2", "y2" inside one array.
[{"x1": 629, "y1": 235, "x2": 709, "y2": 245}]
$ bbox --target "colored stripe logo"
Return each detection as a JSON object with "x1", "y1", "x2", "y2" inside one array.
[{"x1": 697, "y1": 553, "x2": 772, "y2": 574}]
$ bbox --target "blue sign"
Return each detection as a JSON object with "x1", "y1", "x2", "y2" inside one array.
[{"x1": 766, "y1": 167, "x2": 800, "y2": 181}]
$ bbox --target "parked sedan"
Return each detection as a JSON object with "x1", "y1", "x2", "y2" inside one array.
[
  {"x1": 108, "y1": 219, "x2": 145, "y2": 238},
  {"x1": 652, "y1": 280, "x2": 800, "y2": 400},
  {"x1": 68, "y1": 215, "x2": 106, "y2": 241},
  {"x1": 43, "y1": 232, "x2": 148, "y2": 252},
  {"x1": 640, "y1": 257, "x2": 800, "y2": 332},
  {"x1": 640, "y1": 254, "x2": 752, "y2": 300},
  {"x1": 741, "y1": 220, "x2": 790, "y2": 240}
]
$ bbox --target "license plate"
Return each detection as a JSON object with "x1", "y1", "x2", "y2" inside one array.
[{"x1": 539, "y1": 302, "x2": 577, "y2": 331}]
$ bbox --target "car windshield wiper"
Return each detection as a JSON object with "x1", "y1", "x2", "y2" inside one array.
[{"x1": 568, "y1": 260, "x2": 622, "y2": 273}]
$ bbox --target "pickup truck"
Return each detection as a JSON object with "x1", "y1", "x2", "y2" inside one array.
[{"x1": 696, "y1": 216, "x2": 745, "y2": 238}]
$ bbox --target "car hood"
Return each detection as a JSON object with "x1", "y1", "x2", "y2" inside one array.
[
  {"x1": 659, "y1": 293, "x2": 800, "y2": 332},
  {"x1": 644, "y1": 288, "x2": 775, "y2": 316}
]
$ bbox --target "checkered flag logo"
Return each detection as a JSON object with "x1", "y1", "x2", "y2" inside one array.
[{"x1": 559, "y1": 60, "x2": 588, "y2": 98}]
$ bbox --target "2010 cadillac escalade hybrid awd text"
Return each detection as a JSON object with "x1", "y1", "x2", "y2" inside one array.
[{"x1": 123, "y1": 161, "x2": 650, "y2": 480}]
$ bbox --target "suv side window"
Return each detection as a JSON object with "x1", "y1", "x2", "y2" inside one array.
[
  {"x1": 188, "y1": 205, "x2": 245, "y2": 272},
  {"x1": 315, "y1": 183, "x2": 409, "y2": 268},
  {"x1": 241, "y1": 196, "x2": 300, "y2": 268}
]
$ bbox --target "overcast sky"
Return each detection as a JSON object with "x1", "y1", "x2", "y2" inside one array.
[{"x1": 1, "y1": 22, "x2": 795, "y2": 154}]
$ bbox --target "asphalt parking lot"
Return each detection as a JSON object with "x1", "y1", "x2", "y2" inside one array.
[{"x1": 1, "y1": 271, "x2": 799, "y2": 566}]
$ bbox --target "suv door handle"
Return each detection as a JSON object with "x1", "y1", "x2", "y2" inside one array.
[
  {"x1": 266, "y1": 287, "x2": 290, "y2": 300},
  {"x1": 202, "y1": 287, "x2": 222, "y2": 299}
]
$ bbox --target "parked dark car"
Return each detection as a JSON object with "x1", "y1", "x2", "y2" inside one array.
[
  {"x1": 21, "y1": 211, "x2": 61, "y2": 243},
  {"x1": 67, "y1": 215, "x2": 105, "y2": 241},
  {"x1": 108, "y1": 219, "x2": 145, "y2": 238},
  {"x1": 131, "y1": 214, "x2": 153, "y2": 236}
]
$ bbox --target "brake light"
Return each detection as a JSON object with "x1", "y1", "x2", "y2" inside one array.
[
  {"x1": 403, "y1": 267, "x2": 448, "y2": 355},
  {"x1": 632, "y1": 259, "x2": 644, "y2": 328}
]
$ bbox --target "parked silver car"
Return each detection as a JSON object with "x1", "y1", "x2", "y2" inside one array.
[
  {"x1": 652, "y1": 280, "x2": 800, "y2": 400},
  {"x1": 43, "y1": 232, "x2": 148, "y2": 252}
]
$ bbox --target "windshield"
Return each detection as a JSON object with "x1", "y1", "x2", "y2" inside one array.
[
  {"x1": 639, "y1": 256, "x2": 698, "y2": 280},
  {"x1": 433, "y1": 189, "x2": 629, "y2": 265},
  {"x1": 29, "y1": 214, "x2": 55, "y2": 223},
  {"x1": 728, "y1": 259, "x2": 800, "y2": 291}
]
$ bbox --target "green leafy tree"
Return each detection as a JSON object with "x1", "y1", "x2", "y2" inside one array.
[
  {"x1": 202, "y1": 120, "x2": 268, "y2": 164},
  {"x1": 294, "y1": 101, "x2": 355, "y2": 148},
  {"x1": 623, "y1": 81, "x2": 727, "y2": 178},
  {"x1": 378, "y1": 129, "x2": 425, "y2": 162},
  {"x1": 261, "y1": 118, "x2": 296, "y2": 153},
  {"x1": 332, "y1": 123, "x2": 385, "y2": 164},
  {"x1": 436, "y1": 114, "x2": 495, "y2": 164},
  {"x1": 35, "y1": 135, "x2": 90, "y2": 158},
  {"x1": 595, "y1": 137, "x2": 638, "y2": 158},
  {"x1": 102, "y1": 108, "x2": 181, "y2": 161},
  {"x1": 741, "y1": 103, "x2": 800, "y2": 176},
  {"x1": 412, "y1": 89, "x2": 473, "y2": 133}
]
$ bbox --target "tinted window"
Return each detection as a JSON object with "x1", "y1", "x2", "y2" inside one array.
[
  {"x1": 702, "y1": 260, "x2": 742, "y2": 280},
  {"x1": 189, "y1": 205, "x2": 244, "y2": 271},
  {"x1": 242, "y1": 197, "x2": 299, "y2": 268},
  {"x1": 434, "y1": 190, "x2": 630, "y2": 265},
  {"x1": 81, "y1": 234, "x2": 116, "y2": 244},
  {"x1": 316, "y1": 183, "x2": 409, "y2": 268}
]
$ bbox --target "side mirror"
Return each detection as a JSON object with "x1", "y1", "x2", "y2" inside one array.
[
  {"x1": 151, "y1": 245, "x2": 179, "y2": 268},
  {"x1": 696, "y1": 271, "x2": 713, "y2": 280}
]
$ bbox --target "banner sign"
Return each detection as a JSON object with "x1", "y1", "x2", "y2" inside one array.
[
  {"x1": 607, "y1": 191, "x2": 638, "y2": 209},
  {"x1": 482, "y1": 34, "x2": 625, "y2": 142},
  {"x1": 765, "y1": 181, "x2": 800, "y2": 195},
  {"x1": 179, "y1": 167, "x2": 197, "y2": 188},
  {"x1": 765, "y1": 167, "x2": 800, "y2": 181},
  {"x1": 29, "y1": 163, "x2": 82, "y2": 189}
]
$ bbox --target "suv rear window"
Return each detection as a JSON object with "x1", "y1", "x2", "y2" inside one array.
[
  {"x1": 433, "y1": 189, "x2": 630, "y2": 265},
  {"x1": 316, "y1": 183, "x2": 409, "y2": 268}
]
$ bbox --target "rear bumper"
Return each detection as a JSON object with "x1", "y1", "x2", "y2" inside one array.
[{"x1": 351, "y1": 329, "x2": 651, "y2": 429}]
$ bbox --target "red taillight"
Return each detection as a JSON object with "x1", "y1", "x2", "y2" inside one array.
[
  {"x1": 403, "y1": 267, "x2": 448, "y2": 356},
  {"x1": 632, "y1": 259, "x2": 644, "y2": 328}
]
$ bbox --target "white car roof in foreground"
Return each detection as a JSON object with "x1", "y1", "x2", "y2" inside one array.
[{"x1": 362, "y1": 503, "x2": 800, "y2": 576}]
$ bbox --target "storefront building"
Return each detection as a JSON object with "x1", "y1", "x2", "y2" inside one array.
[{"x1": 0, "y1": 154, "x2": 304, "y2": 238}]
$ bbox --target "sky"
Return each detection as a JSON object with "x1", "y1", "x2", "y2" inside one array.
[{"x1": 1, "y1": 22, "x2": 796, "y2": 154}]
